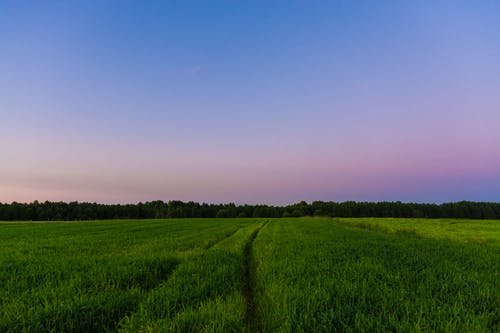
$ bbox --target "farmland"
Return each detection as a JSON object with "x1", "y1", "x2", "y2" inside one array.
[{"x1": 0, "y1": 218, "x2": 499, "y2": 332}]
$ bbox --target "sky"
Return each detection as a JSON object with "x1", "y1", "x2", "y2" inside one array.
[{"x1": 1, "y1": 1, "x2": 499, "y2": 204}]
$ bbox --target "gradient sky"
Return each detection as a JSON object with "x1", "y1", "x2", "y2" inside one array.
[{"x1": 1, "y1": 1, "x2": 499, "y2": 204}]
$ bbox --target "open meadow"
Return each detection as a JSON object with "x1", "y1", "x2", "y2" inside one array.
[{"x1": 1, "y1": 218, "x2": 499, "y2": 332}]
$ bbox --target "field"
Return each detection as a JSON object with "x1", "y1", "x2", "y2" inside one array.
[{"x1": 0, "y1": 218, "x2": 499, "y2": 332}]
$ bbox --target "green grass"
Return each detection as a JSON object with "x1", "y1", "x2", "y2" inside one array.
[
  {"x1": 0, "y1": 219, "x2": 254, "y2": 332},
  {"x1": 335, "y1": 217, "x2": 500, "y2": 243},
  {"x1": 0, "y1": 218, "x2": 498, "y2": 332},
  {"x1": 253, "y1": 218, "x2": 500, "y2": 332}
]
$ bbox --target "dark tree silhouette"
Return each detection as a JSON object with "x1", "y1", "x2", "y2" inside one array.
[{"x1": 0, "y1": 200, "x2": 499, "y2": 221}]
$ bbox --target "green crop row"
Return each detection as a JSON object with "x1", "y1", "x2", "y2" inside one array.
[
  {"x1": 0, "y1": 219, "x2": 257, "y2": 332},
  {"x1": 0, "y1": 217, "x2": 498, "y2": 332},
  {"x1": 253, "y1": 218, "x2": 500, "y2": 332}
]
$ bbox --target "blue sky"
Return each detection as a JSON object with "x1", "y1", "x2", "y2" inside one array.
[{"x1": 1, "y1": 1, "x2": 499, "y2": 204}]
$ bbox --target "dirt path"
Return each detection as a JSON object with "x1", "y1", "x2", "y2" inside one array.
[{"x1": 242, "y1": 221, "x2": 268, "y2": 331}]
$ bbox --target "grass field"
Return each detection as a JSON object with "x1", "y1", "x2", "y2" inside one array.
[{"x1": 0, "y1": 218, "x2": 498, "y2": 332}]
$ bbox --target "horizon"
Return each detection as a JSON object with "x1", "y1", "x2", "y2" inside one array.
[
  {"x1": 2, "y1": 199, "x2": 499, "y2": 207},
  {"x1": 2, "y1": 1, "x2": 500, "y2": 204}
]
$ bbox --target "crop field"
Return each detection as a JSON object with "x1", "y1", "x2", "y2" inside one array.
[{"x1": 0, "y1": 218, "x2": 499, "y2": 332}]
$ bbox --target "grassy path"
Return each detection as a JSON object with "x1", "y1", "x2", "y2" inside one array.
[
  {"x1": 118, "y1": 222, "x2": 264, "y2": 332},
  {"x1": 242, "y1": 221, "x2": 268, "y2": 330}
]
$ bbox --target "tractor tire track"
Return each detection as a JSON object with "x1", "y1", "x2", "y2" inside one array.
[
  {"x1": 204, "y1": 227, "x2": 241, "y2": 250},
  {"x1": 242, "y1": 221, "x2": 268, "y2": 331}
]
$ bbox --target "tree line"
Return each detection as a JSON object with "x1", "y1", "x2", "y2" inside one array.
[{"x1": 0, "y1": 200, "x2": 499, "y2": 221}]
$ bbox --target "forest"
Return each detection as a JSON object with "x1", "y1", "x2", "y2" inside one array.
[{"x1": 0, "y1": 200, "x2": 499, "y2": 221}]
